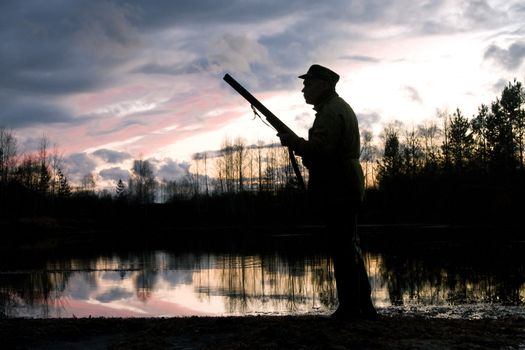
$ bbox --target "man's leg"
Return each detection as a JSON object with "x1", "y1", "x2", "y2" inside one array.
[{"x1": 331, "y1": 214, "x2": 376, "y2": 318}]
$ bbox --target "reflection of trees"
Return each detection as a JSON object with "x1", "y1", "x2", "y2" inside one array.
[
  {"x1": 127, "y1": 252, "x2": 161, "y2": 302},
  {"x1": 3, "y1": 244, "x2": 523, "y2": 318},
  {"x1": 0, "y1": 251, "x2": 206, "y2": 316},
  {"x1": 0, "y1": 269, "x2": 72, "y2": 317},
  {"x1": 372, "y1": 244, "x2": 525, "y2": 306},
  {"x1": 202, "y1": 253, "x2": 337, "y2": 314}
]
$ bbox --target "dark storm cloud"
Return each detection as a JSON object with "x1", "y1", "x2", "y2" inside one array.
[
  {"x1": 99, "y1": 167, "x2": 130, "y2": 182},
  {"x1": 484, "y1": 41, "x2": 525, "y2": 70},
  {"x1": 0, "y1": 1, "x2": 139, "y2": 95},
  {"x1": 112, "y1": 0, "x2": 307, "y2": 27},
  {"x1": 0, "y1": 0, "x2": 140, "y2": 128},
  {"x1": 0, "y1": 96, "x2": 73, "y2": 128},
  {"x1": 92, "y1": 149, "x2": 132, "y2": 163}
]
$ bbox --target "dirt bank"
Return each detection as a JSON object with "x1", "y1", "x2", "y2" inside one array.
[{"x1": 3, "y1": 315, "x2": 525, "y2": 350}]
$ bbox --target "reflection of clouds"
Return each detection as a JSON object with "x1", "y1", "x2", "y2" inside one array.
[
  {"x1": 163, "y1": 270, "x2": 193, "y2": 286},
  {"x1": 95, "y1": 287, "x2": 134, "y2": 303},
  {"x1": 9, "y1": 246, "x2": 525, "y2": 318},
  {"x1": 100, "y1": 271, "x2": 130, "y2": 281},
  {"x1": 67, "y1": 273, "x2": 98, "y2": 300}
]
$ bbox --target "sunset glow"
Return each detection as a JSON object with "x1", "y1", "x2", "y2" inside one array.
[{"x1": 1, "y1": 1, "x2": 524, "y2": 187}]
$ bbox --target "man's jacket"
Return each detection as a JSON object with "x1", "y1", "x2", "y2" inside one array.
[{"x1": 291, "y1": 93, "x2": 365, "y2": 204}]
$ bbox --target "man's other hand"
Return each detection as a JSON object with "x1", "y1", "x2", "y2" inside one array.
[{"x1": 277, "y1": 133, "x2": 297, "y2": 147}]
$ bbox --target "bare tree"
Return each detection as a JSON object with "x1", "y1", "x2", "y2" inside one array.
[
  {"x1": 81, "y1": 173, "x2": 97, "y2": 193},
  {"x1": 192, "y1": 153, "x2": 201, "y2": 196},
  {"x1": 0, "y1": 127, "x2": 17, "y2": 184},
  {"x1": 256, "y1": 141, "x2": 264, "y2": 192},
  {"x1": 218, "y1": 138, "x2": 236, "y2": 193},
  {"x1": 17, "y1": 154, "x2": 40, "y2": 191},
  {"x1": 402, "y1": 126, "x2": 423, "y2": 178},
  {"x1": 129, "y1": 159, "x2": 157, "y2": 203},
  {"x1": 37, "y1": 135, "x2": 51, "y2": 194},
  {"x1": 418, "y1": 120, "x2": 441, "y2": 168},
  {"x1": 361, "y1": 129, "x2": 376, "y2": 188},
  {"x1": 233, "y1": 137, "x2": 248, "y2": 192}
]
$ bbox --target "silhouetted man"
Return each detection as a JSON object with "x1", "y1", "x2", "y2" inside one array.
[{"x1": 278, "y1": 64, "x2": 376, "y2": 319}]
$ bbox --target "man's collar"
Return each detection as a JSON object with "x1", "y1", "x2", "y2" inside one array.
[{"x1": 313, "y1": 91, "x2": 338, "y2": 112}]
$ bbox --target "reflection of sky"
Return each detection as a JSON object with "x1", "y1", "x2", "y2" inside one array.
[
  {"x1": 57, "y1": 267, "x2": 217, "y2": 318},
  {"x1": 5, "y1": 252, "x2": 335, "y2": 318},
  {"x1": 3, "y1": 250, "x2": 525, "y2": 318}
]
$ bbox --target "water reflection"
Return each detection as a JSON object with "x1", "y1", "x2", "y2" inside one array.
[{"x1": 1, "y1": 241, "x2": 524, "y2": 318}]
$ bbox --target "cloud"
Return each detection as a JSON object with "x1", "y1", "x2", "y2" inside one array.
[
  {"x1": 99, "y1": 167, "x2": 130, "y2": 182},
  {"x1": 2, "y1": 0, "x2": 525, "y2": 171},
  {"x1": 403, "y1": 86, "x2": 423, "y2": 103},
  {"x1": 340, "y1": 55, "x2": 380, "y2": 63},
  {"x1": 358, "y1": 111, "x2": 382, "y2": 131},
  {"x1": 150, "y1": 158, "x2": 191, "y2": 180},
  {"x1": 463, "y1": 0, "x2": 499, "y2": 24},
  {"x1": 492, "y1": 78, "x2": 509, "y2": 93},
  {"x1": 92, "y1": 149, "x2": 132, "y2": 163},
  {"x1": 0, "y1": 1, "x2": 140, "y2": 129},
  {"x1": 484, "y1": 41, "x2": 525, "y2": 70},
  {"x1": 0, "y1": 1, "x2": 139, "y2": 95},
  {"x1": 0, "y1": 95, "x2": 73, "y2": 129},
  {"x1": 208, "y1": 34, "x2": 271, "y2": 76},
  {"x1": 132, "y1": 58, "x2": 210, "y2": 76},
  {"x1": 63, "y1": 153, "x2": 97, "y2": 183},
  {"x1": 164, "y1": 270, "x2": 193, "y2": 286}
]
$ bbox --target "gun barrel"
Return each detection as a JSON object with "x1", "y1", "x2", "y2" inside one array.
[
  {"x1": 223, "y1": 74, "x2": 295, "y2": 136},
  {"x1": 222, "y1": 73, "x2": 305, "y2": 191}
]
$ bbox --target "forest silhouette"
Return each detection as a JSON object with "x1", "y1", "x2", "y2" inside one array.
[{"x1": 0, "y1": 79, "x2": 524, "y2": 243}]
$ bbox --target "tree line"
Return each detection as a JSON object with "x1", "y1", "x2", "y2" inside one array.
[
  {"x1": 369, "y1": 79, "x2": 525, "y2": 224},
  {"x1": 1, "y1": 78, "x2": 523, "y2": 226}
]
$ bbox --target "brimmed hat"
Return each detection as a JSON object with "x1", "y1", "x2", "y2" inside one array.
[{"x1": 298, "y1": 64, "x2": 340, "y2": 85}]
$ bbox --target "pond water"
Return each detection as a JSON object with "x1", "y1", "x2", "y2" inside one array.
[{"x1": 1, "y1": 236, "x2": 524, "y2": 319}]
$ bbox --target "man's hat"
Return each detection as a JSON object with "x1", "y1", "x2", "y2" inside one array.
[{"x1": 298, "y1": 64, "x2": 340, "y2": 85}]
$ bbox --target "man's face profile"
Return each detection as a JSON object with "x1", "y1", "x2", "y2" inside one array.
[{"x1": 301, "y1": 78, "x2": 329, "y2": 105}]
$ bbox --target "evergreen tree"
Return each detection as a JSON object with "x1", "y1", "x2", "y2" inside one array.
[
  {"x1": 116, "y1": 178, "x2": 126, "y2": 198},
  {"x1": 500, "y1": 79, "x2": 525, "y2": 170},
  {"x1": 377, "y1": 128, "x2": 402, "y2": 188},
  {"x1": 486, "y1": 99, "x2": 515, "y2": 173},
  {"x1": 471, "y1": 104, "x2": 490, "y2": 173},
  {"x1": 57, "y1": 168, "x2": 71, "y2": 197},
  {"x1": 446, "y1": 108, "x2": 473, "y2": 173}
]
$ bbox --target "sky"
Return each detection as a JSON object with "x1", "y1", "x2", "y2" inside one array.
[{"x1": 1, "y1": 0, "x2": 524, "y2": 187}]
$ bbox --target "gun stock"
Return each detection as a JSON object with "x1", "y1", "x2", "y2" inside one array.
[{"x1": 223, "y1": 73, "x2": 305, "y2": 191}]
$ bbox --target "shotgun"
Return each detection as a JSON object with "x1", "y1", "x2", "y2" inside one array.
[{"x1": 223, "y1": 73, "x2": 305, "y2": 191}]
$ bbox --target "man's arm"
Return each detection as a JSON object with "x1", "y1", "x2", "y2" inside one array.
[{"x1": 280, "y1": 108, "x2": 344, "y2": 159}]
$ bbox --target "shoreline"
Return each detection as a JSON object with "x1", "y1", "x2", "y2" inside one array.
[{"x1": 3, "y1": 315, "x2": 525, "y2": 349}]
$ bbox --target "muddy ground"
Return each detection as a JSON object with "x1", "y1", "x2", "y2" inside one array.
[{"x1": 2, "y1": 314, "x2": 525, "y2": 350}]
